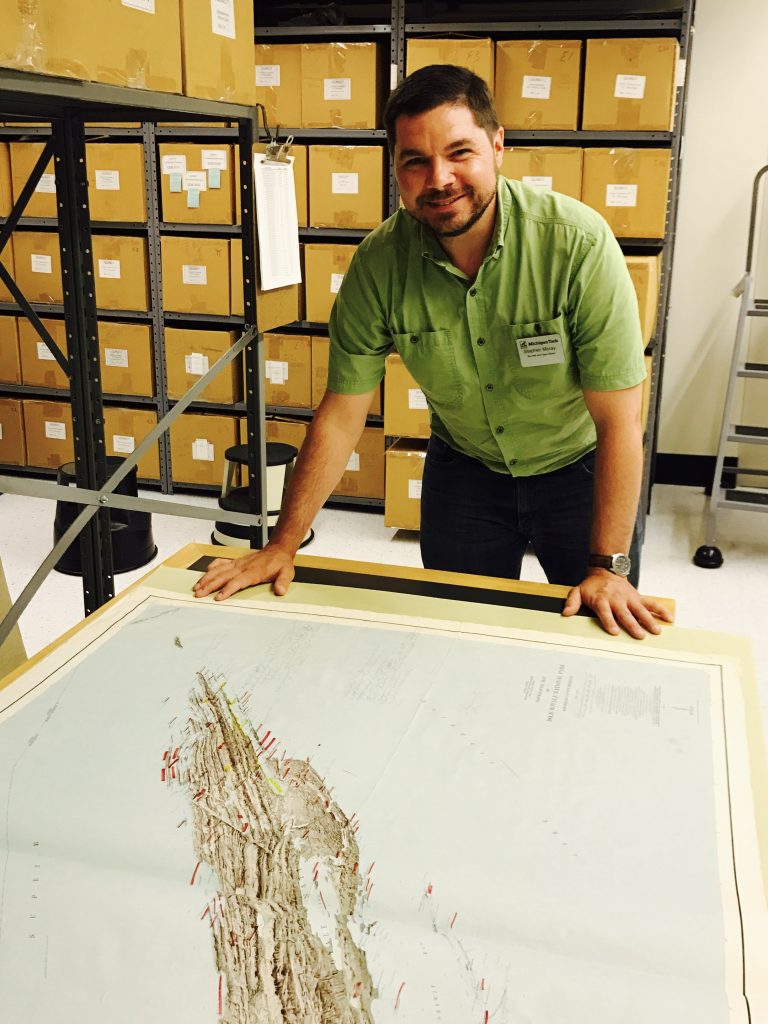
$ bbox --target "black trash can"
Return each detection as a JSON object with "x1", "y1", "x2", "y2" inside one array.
[{"x1": 53, "y1": 457, "x2": 157, "y2": 575}]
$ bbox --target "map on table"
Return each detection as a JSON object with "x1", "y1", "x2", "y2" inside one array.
[{"x1": 0, "y1": 585, "x2": 765, "y2": 1023}]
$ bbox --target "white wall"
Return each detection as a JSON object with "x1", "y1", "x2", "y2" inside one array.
[{"x1": 659, "y1": 0, "x2": 768, "y2": 456}]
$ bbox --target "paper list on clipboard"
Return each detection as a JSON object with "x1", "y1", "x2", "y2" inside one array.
[{"x1": 253, "y1": 154, "x2": 302, "y2": 291}]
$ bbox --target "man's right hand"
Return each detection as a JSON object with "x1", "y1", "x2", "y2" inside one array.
[{"x1": 192, "y1": 544, "x2": 296, "y2": 602}]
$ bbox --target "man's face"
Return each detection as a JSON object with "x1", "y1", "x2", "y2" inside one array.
[{"x1": 393, "y1": 102, "x2": 504, "y2": 238}]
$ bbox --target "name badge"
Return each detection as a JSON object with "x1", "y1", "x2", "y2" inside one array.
[{"x1": 516, "y1": 333, "x2": 565, "y2": 367}]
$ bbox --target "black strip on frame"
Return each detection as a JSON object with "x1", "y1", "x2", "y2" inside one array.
[{"x1": 186, "y1": 556, "x2": 588, "y2": 618}]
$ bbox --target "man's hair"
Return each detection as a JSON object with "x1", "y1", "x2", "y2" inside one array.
[{"x1": 383, "y1": 64, "x2": 501, "y2": 148}]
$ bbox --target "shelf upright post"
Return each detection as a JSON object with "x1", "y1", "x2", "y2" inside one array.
[
  {"x1": 50, "y1": 109, "x2": 115, "y2": 614},
  {"x1": 388, "y1": 0, "x2": 406, "y2": 215},
  {"x1": 142, "y1": 120, "x2": 173, "y2": 494},
  {"x1": 238, "y1": 115, "x2": 268, "y2": 549}
]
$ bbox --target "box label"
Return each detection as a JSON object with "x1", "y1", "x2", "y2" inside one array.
[
  {"x1": 408, "y1": 479, "x2": 422, "y2": 500},
  {"x1": 36, "y1": 342, "x2": 56, "y2": 362},
  {"x1": 121, "y1": 0, "x2": 155, "y2": 12},
  {"x1": 516, "y1": 334, "x2": 565, "y2": 367},
  {"x1": 211, "y1": 0, "x2": 236, "y2": 39},
  {"x1": 201, "y1": 149, "x2": 228, "y2": 171},
  {"x1": 95, "y1": 169, "x2": 121, "y2": 191},
  {"x1": 192, "y1": 438, "x2": 215, "y2": 462},
  {"x1": 35, "y1": 173, "x2": 56, "y2": 194},
  {"x1": 105, "y1": 347, "x2": 129, "y2": 368},
  {"x1": 98, "y1": 259, "x2": 122, "y2": 279},
  {"x1": 676, "y1": 58, "x2": 687, "y2": 89},
  {"x1": 31, "y1": 254, "x2": 52, "y2": 274},
  {"x1": 324, "y1": 78, "x2": 351, "y2": 101},
  {"x1": 185, "y1": 352, "x2": 210, "y2": 376},
  {"x1": 183, "y1": 171, "x2": 208, "y2": 193},
  {"x1": 169, "y1": 173, "x2": 182, "y2": 193},
  {"x1": 606, "y1": 184, "x2": 638, "y2": 208},
  {"x1": 45, "y1": 420, "x2": 66, "y2": 440},
  {"x1": 112, "y1": 434, "x2": 136, "y2": 454},
  {"x1": 256, "y1": 64, "x2": 280, "y2": 87},
  {"x1": 332, "y1": 172, "x2": 359, "y2": 195},
  {"x1": 0, "y1": 425, "x2": 3, "y2": 440},
  {"x1": 162, "y1": 154, "x2": 187, "y2": 175},
  {"x1": 266, "y1": 359, "x2": 289, "y2": 385},
  {"x1": 346, "y1": 451, "x2": 360, "y2": 472},
  {"x1": 183, "y1": 264, "x2": 208, "y2": 285},
  {"x1": 408, "y1": 388, "x2": 427, "y2": 410},
  {"x1": 522, "y1": 175, "x2": 553, "y2": 191},
  {"x1": 330, "y1": 272, "x2": 344, "y2": 294},
  {"x1": 614, "y1": 74, "x2": 646, "y2": 100},
  {"x1": 522, "y1": 75, "x2": 551, "y2": 100}
]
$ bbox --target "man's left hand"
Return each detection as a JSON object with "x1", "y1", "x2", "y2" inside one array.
[{"x1": 562, "y1": 571, "x2": 674, "y2": 639}]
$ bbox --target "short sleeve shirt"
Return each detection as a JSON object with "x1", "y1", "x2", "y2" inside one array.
[{"x1": 328, "y1": 176, "x2": 646, "y2": 477}]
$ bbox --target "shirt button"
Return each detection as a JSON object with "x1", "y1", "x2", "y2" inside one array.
[
  {"x1": 477, "y1": 337, "x2": 486, "y2": 346},
  {"x1": 469, "y1": 288, "x2": 477, "y2": 297},
  {"x1": 410, "y1": 334, "x2": 418, "y2": 343},
  {"x1": 496, "y1": 426, "x2": 504, "y2": 435},
  {"x1": 486, "y1": 383, "x2": 494, "y2": 391}
]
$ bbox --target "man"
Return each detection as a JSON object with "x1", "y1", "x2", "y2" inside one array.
[{"x1": 195, "y1": 65, "x2": 673, "y2": 639}]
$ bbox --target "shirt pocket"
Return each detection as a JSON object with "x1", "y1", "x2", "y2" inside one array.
[
  {"x1": 392, "y1": 329, "x2": 463, "y2": 409},
  {"x1": 493, "y1": 313, "x2": 577, "y2": 399}
]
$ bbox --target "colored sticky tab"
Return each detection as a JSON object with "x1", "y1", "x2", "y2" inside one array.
[
  {"x1": 187, "y1": 189, "x2": 201, "y2": 209},
  {"x1": 208, "y1": 167, "x2": 221, "y2": 189},
  {"x1": 169, "y1": 173, "x2": 182, "y2": 193}
]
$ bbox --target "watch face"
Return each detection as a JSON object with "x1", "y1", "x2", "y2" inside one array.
[{"x1": 612, "y1": 554, "x2": 632, "y2": 577}]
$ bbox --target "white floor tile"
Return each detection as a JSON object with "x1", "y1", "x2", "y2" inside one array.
[{"x1": 2, "y1": 483, "x2": 767, "y2": 735}]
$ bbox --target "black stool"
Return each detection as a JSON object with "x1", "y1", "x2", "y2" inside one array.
[
  {"x1": 53, "y1": 457, "x2": 157, "y2": 575},
  {"x1": 212, "y1": 442, "x2": 314, "y2": 548}
]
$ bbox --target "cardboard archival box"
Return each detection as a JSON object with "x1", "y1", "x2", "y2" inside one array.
[
  {"x1": 165, "y1": 328, "x2": 242, "y2": 404},
  {"x1": 264, "y1": 334, "x2": 312, "y2": 409},
  {"x1": 333, "y1": 426, "x2": 384, "y2": 499},
  {"x1": 625, "y1": 254, "x2": 661, "y2": 347},
  {"x1": 230, "y1": 238, "x2": 300, "y2": 329},
  {"x1": 406, "y1": 38, "x2": 495, "y2": 90},
  {"x1": 304, "y1": 243, "x2": 357, "y2": 324},
  {"x1": 494, "y1": 39, "x2": 582, "y2": 130},
  {"x1": 311, "y1": 335, "x2": 381, "y2": 415},
  {"x1": 0, "y1": 317, "x2": 21, "y2": 385},
  {"x1": 0, "y1": 143, "x2": 12, "y2": 216},
  {"x1": 98, "y1": 322, "x2": 154, "y2": 397},
  {"x1": 23, "y1": 399, "x2": 73, "y2": 469},
  {"x1": 501, "y1": 147, "x2": 583, "y2": 201},
  {"x1": 170, "y1": 412, "x2": 238, "y2": 486},
  {"x1": 384, "y1": 352, "x2": 431, "y2": 439},
  {"x1": 308, "y1": 146, "x2": 384, "y2": 230},
  {"x1": 641, "y1": 354, "x2": 653, "y2": 435},
  {"x1": 0, "y1": 0, "x2": 182, "y2": 92},
  {"x1": 259, "y1": 416, "x2": 309, "y2": 453},
  {"x1": 581, "y1": 148, "x2": 671, "y2": 238},
  {"x1": 18, "y1": 318, "x2": 69, "y2": 389},
  {"x1": 301, "y1": 43, "x2": 379, "y2": 129},
  {"x1": 385, "y1": 439, "x2": 428, "y2": 531},
  {"x1": 0, "y1": 398, "x2": 25, "y2": 466},
  {"x1": 179, "y1": 0, "x2": 255, "y2": 105},
  {"x1": 9, "y1": 142, "x2": 56, "y2": 218},
  {"x1": 0, "y1": 238, "x2": 15, "y2": 304},
  {"x1": 86, "y1": 143, "x2": 146, "y2": 222},
  {"x1": 92, "y1": 236, "x2": 150, "y2": 311},
  {"x1": 162, "y1": 236, "x2": 230, "y2": 315},
  {"x1": 240, "y1": 144, "x2": 308, "y2": 229},
  {"x1": 104, "y1": 406, "x2": 160, "y2": 480},
  {"x1": 13, "y1": 232, "x2": 63, "y2": 304},
  {"x1": 159, "y1": 143, "x2": 235, "y2": 225},
  {"x1": 254, "y1": 43, "x2": 303, "y2": 128},
  {"x1": 582, "y1": 38, "x2": 679, "y2": 131}
]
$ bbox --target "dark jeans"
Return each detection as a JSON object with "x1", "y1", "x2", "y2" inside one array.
[{"x1": 420, "y1": 435, "x2": 641, "y2": 588}]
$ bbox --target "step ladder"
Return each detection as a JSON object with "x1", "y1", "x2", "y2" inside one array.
[{"x1": 695, "y1": 164, "x2": 768, "y2": 568}]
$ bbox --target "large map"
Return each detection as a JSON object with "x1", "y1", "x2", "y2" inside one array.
[{"x1": 0, "y1": 581, "x2": 765, "y2": 1023}]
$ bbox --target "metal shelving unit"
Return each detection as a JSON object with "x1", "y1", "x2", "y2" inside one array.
[{"x1": 0, "y1": 68, "x2": 270, "y2": 641}]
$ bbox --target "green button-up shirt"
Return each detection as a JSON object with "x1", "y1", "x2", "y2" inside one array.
[{"x1": 328, "y1": 176, "x2": 646, "y2": 477}]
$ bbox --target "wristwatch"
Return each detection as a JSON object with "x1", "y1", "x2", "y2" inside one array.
[{"x1": 588, "y1": 553, "x2": 632, "y2": 577}]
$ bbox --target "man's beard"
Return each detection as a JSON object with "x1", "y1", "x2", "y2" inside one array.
[{"x1": 413, "y1": 181, "x2": 497, "y2": 238}]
